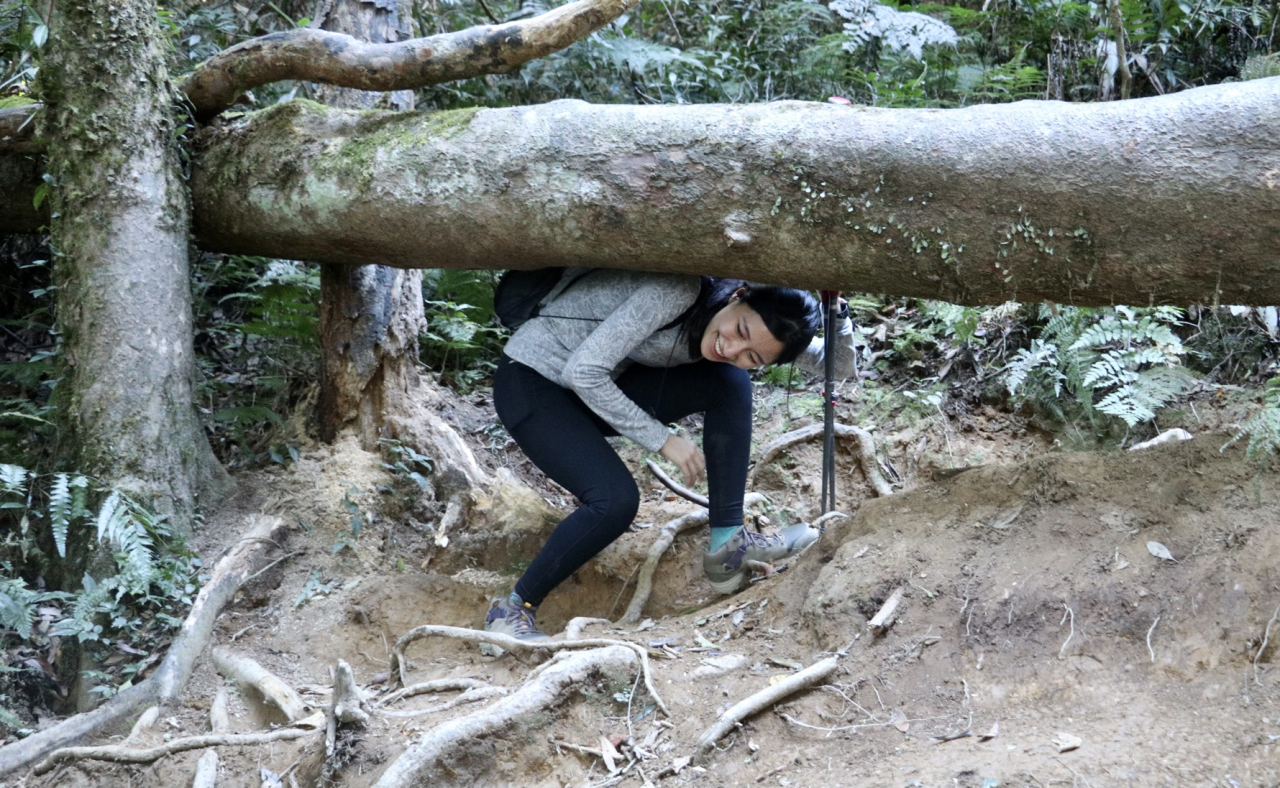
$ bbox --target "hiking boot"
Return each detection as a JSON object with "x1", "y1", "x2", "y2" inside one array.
[
  {"x1": 702, "y1": 523, "x2": 819, "y2": 594},
  {"x1": 480, "y1": 592, "x2": 549, "y2": 657}
]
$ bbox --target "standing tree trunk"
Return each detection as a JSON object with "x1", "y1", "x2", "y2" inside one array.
[
  {"x1": 311, "y1": 0, "x2": 488, "y2": 495},
  {"x1": 37, "y1": 0, "x2": 230, "y2": 711},
  {"x1": 37, "y1": 0, "x2": 229, "y2": 522}
]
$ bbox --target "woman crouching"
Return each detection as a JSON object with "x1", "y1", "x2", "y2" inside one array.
[{"x1": 487, "y1": 269, "x2": 856, "y2": 644}]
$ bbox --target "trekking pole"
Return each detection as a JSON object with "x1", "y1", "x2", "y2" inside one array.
[{"x1": 819, "y1": 290, "x2": 839, "y2": 518}]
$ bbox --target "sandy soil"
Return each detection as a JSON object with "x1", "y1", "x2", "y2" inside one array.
[{"x1": 11, "y1": 417, "x2": 1280, "y2": 788}]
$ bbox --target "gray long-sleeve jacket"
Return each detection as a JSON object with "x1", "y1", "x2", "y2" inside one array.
[{"x1": 502, "y1": 269, "x2": 856, "y2": 453}]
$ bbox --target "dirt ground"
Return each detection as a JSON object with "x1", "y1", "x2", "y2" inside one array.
[{"x1": 10, "y1": 404, "x2": 1280, "y2": 788}]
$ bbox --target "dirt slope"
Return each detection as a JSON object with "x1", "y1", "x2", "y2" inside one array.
[{"x1": 21, "y1": 433, "x2": 1280, "y2": 788}]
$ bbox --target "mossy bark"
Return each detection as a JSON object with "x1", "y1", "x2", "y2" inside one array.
[
  {"x1": 313, "y1": 0, "x2": 429, "y2": 453},
  {"x1": 37, "y1": 0, "x2": 230, "y2": 523},
  {"x1": 188, "y1": 79, "x2": 1280, "y2": 307}
]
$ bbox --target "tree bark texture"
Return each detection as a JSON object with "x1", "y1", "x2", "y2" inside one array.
[
  {"x1": 180, "y1": 0, "x2": 637, "y2": 121},
  {"x1": 37, "y1": 1, "x2": 230, "y2": 518},
  {"x1": 186, "y1": 78, "x2": 1280, "y2": 307},
  {"x1": 5, "y1": 79, "x2": 1279, "y2": 306},
  {"x1": 313, "y1": 0, "x2": 429, "y2": 453}
]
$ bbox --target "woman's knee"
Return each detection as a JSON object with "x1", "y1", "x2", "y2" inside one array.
[{"x1": 582, "y1": 477, "x2": 640, "y2": 531}]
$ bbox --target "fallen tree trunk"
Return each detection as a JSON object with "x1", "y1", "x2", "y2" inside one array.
[
  {"x1": 189, "y1": 77, "x2": 1280, "y2": 307},
  {"x1": 0, "y1": 515, "x2": 289, "y2": 779},
  {"x1": 371, "y1": 645, "x2": 637, "y2": 788},
  {"x1": 4, "y1": 79, "x2": 1279, "y2": 305}
]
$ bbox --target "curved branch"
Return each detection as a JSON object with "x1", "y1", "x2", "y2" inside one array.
[
  {"x1": 180, "y1": 0, "x2": 637, "y2": 121},
  {"x1": 646, "y1": 459, "x2": 709, "y2": 507},
  {"x1": 750, "y1": 423, "x2": 894, "y2": 497}
]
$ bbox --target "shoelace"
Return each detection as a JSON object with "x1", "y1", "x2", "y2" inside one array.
[{"x1": 505, "y1": 605, "x2": 541, "y2": 637}]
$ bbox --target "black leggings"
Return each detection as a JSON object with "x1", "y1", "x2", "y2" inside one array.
[{"x1": 494, "y1": 354, "x2": 752, "y2": 607}]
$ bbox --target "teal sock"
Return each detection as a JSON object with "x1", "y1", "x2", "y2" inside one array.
[{"x1": 709, "y1": 526, "x2": 743, "y2": 552}]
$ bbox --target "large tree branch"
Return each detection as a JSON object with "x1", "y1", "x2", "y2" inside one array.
[{"x1": 180, "y1": 0, "x2": 637, "y2": 121}]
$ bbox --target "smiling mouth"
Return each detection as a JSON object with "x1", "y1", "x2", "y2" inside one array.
[{"x1": 714, "y1": 337, "x2": 727, "y2": 360}]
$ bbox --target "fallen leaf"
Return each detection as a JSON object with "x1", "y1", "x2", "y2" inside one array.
[
  {"x1": 890, "y1": 708, "x2": 909, "y2": 733},
  {"x1": 731, "y1": 609, "x2": 745, "y2": 627},
  {"x1": 599, "y1": 735, "x2": 620, "y2": 774},
  {"x1": 1054, "y1": 731, "x2": 1083, "y2": 753},
  {"x1": 1146, "y1": 541, "x2": 1177, "y2": 562},
  {"x1": 671, "y1": 755, "x2": 691, "y2": 774},
  {"x1": 978, "y1": 720, "x2": 999, "y2": 741},
  {"x1": 748, "y1": 737, "x2": 759, "y2": 753}
]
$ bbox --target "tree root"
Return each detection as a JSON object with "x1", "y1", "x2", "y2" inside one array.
[
  {"x1": 31, "y1": 728, "x2": 317, "y2": 775},
  {"x1": 617, "y1": 493, "x2": 767, "y2": 627},
  {"x1": 375, "y1": 686, "x2": 509, "y2": 718},
  {"x1": 646, "y1": 460, "x2": 708, "y2": 507},
  {"x1": 212, "y1": 646, "x2": 310, "y2": 723},
  {"x1": 191, "y1": 750, "x2": 218, "y2": 788},
  {"x1": 694, "y1": 656, "x2": 839, "y2": 756},
  {"x1": 749, "y1": 423, "x2": 894, "y2": 497},
  {"x1": 387, "y1": 625, "x2": 669, "y2": 717},
  {"x1": 0, "y1": 514, "x2": 290, "y2": 779},
  {"x1": 377, "y1": 678, "x2": 491, "y2": 708},
  {"x1": 371, "y1": 646, "x2": 637, "y2": 788}
]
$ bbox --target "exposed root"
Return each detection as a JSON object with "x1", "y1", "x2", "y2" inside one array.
[
  {"x1": 31, "y1": 728, "x2": 317, "y2": 775},
  {"x1": 192, "y1": 750, "x2": 218, "y2": 788},
  {"x1": 212, "y1": 646, "x2": 310, "y2": 722},
  {"x1": 0, "y1": 514, "x2": 290, "y2": 778},
  {"x1": 566, "y1": 617, "x2": 614, "y2": 640},
  {"x1": 371, "y1": 646, "x2": 638, "y2": 788},
  {"x1": 387, "y1": 625, "x2": 669, "y2": 717},
  {"x1": 694, "y1": 656, "x2": 839, "y2": 756},
  {"x1": 617, "y1": 492, "x2": 767, "y2": 627},
  {"x1": 376, "y1": 686, "x2": 509, "y2": 718},
  {"x1": 750, "y1": 423, "x2": 893, "y2": 497},
  {"x1": 377, "y1": 678, "x2": 491, "y2": 708},
  {"x1": 331, "y1": 660, "x2": 370, "y2": 726},
  {"x1": 646, "y1": 460, "x2": 709, "y2": 507}
]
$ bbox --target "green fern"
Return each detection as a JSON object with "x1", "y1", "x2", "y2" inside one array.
[
  {"x1": 1006, "y1": 305, "x2": 1193, "y2": 429},
  {"x1": 95, "y1": 491, "x2": 156, "y2": 594},
  {"x1": 1224, "y1": 377, "x2": 1280, "y2": 465}
]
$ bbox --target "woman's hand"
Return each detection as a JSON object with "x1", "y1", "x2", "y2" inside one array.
[{"x1": 660, "y1": 434, "x2": 705, "y2": 487}]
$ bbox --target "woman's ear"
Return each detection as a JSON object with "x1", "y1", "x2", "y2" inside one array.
[{"x1": 729, "y1": 287, "x2": 747, "y2": 302}]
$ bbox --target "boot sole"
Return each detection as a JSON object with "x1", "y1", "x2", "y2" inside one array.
[{"x1": 708, "y1": 573, "x2": 744, "y2": 594}]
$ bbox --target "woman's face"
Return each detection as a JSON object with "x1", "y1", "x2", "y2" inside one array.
[{"x1": 699, "y1": 299, "x2": 785, "y2": 369}]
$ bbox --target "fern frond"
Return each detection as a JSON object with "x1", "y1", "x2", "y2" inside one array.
[
  {"x1": 1069, "y1": 318, "x2": 1128, "y2": 351},
  {"x1": 1082, "y1": 350, "x2": 1138, "y2": 389},
  {"x1": 95, "y1": 492, "x2": 155, "y2": 594},
  {"x1": 0, "y1": 463, "x2": 29, "y2": 497},
  {"x1": 0, "y1": 579, "x2": 35, "y2": 639},
  {"x1": 1005, "y1": 340, "x2": 1057, "y2": 395},
  {"x1": 49, "y1": 473, "x2": 71, "y2": 558}
]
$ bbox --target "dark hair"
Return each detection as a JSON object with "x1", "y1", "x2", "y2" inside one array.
[{"x1": 680, "y1": 278, "x2": 822, "y2": 365}]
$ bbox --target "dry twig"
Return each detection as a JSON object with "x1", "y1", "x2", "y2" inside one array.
[{"x1": 695, "y1": 657, "x2": 838, "y2": 755}]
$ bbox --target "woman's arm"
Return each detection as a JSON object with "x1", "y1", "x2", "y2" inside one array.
[{"x1": 561, "y1": 276, "x2": 700, "y2": 453}]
